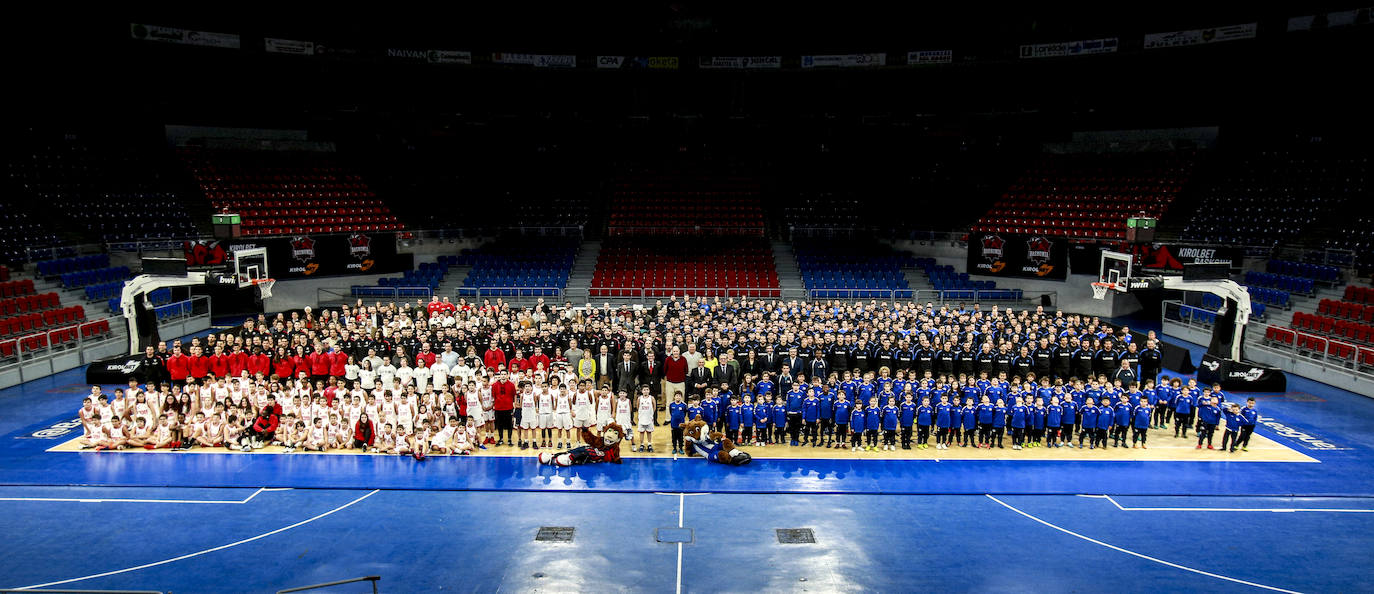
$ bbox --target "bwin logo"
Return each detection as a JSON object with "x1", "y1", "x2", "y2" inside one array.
[{"x1": 1202, "y1": 360, "x2": 1220, "y2": 371}]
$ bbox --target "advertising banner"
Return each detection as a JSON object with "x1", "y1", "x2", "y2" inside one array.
[
  {"x1": 219, "y1": 233, "x2": 411, "y2": 279},
  {"x1": 130, "y1": 23, "x2": 240, "y2": 49},
  {"x1": 906, "y1": 50, "x2": 953, "y2": 64},
  {"x1": 968, "y1": 233, "x2": 1069, "y2": 280},
  {"x1": 1144, "y1": 23, "x2": 1257, "y2": 49},
  {"x1": 1019, "y1": 38, "x2": 1117, "y2": 58},
  {"x1": 1197, "y1": 354, "x2": 1287, "y2": 392},
  {"x1": 634, "y1": 56, "x2": 679, "y2": 69},
  {"x1": 698, "y1": 56, "x2": 783, "y2": 69},
  {"x1": 265, "y1": 38, "x2": 314, "y2": 55},
  {"x1": 427, "y1": 50, "x2": 472, "y2": 64},
  {"x1": 493, "y1": 53, "x2": 576, "y2": 68},
  {"x1": 1134, "y1": 244, "x2": 1243, "y2": 272},
  {"x1": 596, "y1": 55, "x2": 626, "y2": 68},
  {"x1": 800, "y1": 53, "x2": 887, "y2": 68}
]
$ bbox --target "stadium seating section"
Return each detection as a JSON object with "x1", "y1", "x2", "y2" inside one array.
[
  {"x1": 1292, "y1": 312, "x2": 1374, "y2": 346},
  {"x1": 1182, "y1": 148, "x2": 1369, "y2": 246},
  {"x1": 1265, "y1": 259, "x2": 1343, "y2": 284},
  {"x1": 107, "y1": 288, "x2": 173, "y2": 314},
  {"x1": 1318, "y1": 298, "x2": 1374, "y2": 323},
  {"x1": 1345, "y1": 285, "x2": 1374, "y2": 305},
  {"x1": 0, "y1": 213, "x2": 64, "y2": 265},
  {"x1": 1244, "y1": 271, "x2": 1314, "y2": 296},
  {"x1": 1200, "y1": 293, "x2": 1266, "y2": 320},
  {"x1": 4, "y1": 131, "x2": 198, "y2": 251},
  {"x1": 458, "y1": 239, "x2": 578, "y2": 297},
  {"x1": 61, "y1": 267, "x2": 131, "y2": 290},
  {"x1": 797, "y1": 240, "x2": 915, "y2": 298},
  {"x1": 363, "y1": 256, "x2": 464, "y2": 297},
  {"x1": 783, "y1": 196, "x2": 867, "y2": 234},
  {"x1": 181, "y1": 149, "x2": 402, "y2": 236},
  {"x1": 1247, "y1": 286, "x2": 1291, "y2": 309},
  {"x1": 916, "y1": 259, "x2": 1022, "y2": 301},
  {"x1": 591, "y1": 238, "x2": 778, "y2": 298},
  {"x1": 36, "y1": 254, "x2": 111, "y2": 278},
  {"x1": 607, "y1": 175, "x2": 764, "y2": 237},
  {"x1": 972, "y1": 151, "x2": 1194, "y2": 239}
]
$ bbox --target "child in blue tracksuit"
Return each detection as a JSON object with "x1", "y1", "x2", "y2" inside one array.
[
  {"x1": 849, "y1": 400, "x2": 866, "y2": 451},
  {"x1": 1029, "y1": 399, "x2": 1046, "y2": 447},
  {"x1": 772, "y1": 396, "x2": 788, "y2": 445},
  {"x1": 726, "y1": 397, "x2": 744, "y2": 443},
  {"x1": 739, "y1": 396, "x2": 755, "y2": 445},
  {"x1": 801, "y1": 393, "x2": 821, "y2": 446},
  {"x1": 1058, "y1": 393, "x2": 1076, "y2": 447},
  {"x1": 1009, "y1": 397, "x2": 1028, "y2": 450},
  {"x1": 975, "y1": 396, "x2": 996, "y2": 447},
  {"x1": 864, "y1": 397, "x2": 882, "y2": 450},
  {"x1": 1045, "y1": 398, "x2": 1063, "y2": 448},
  {"x1": 701, "y1": 393, "x2": 720, "y2": 429},
  {"x1": 687, "y1": 399, "x2": 704, "y2": 426},
  {"x1": 717, "y1": 388, "x2": 734, "y2": 432},
  {"x1": 1236, "y1": 398, "x2": 1259, "y2": 452},
  {"x1": 915, "y1": 397, "x2": 934, "y2": 449},
  {"x1": 960, "y1": 400, "x2": 978, "y2": 447},
  {"x1": 1220, "y1": 402, "x2": 1244, "y2": 452},
  {"x1": 669, "y1": 394, "x2": 689, "y2": 455},
  {"x1": 1131, "y1": 400, "x2": 1153, "y2": 448},
  {"x1": 934, "y1": 395, "x2": 954, "y2": 450},
  {"x1": 1195, "y1": 393, "x2": 1221, "y2": 449},
  {"x1": 1173, "y1": 385, "x2": 1195, "y2": 438},
  {"x1": 832, "y1": 393, "x2": 853, "y2": 450},
  {"x1": 1094, "y1": 398, "x2": 1114, "y2": 449},
  {"x1": 1112, "y1": 396, "x2": 1133, "y2": 448},
  {"x1": 818, "y1": 388, "x2": 836, "y2": 446},
  {"x1": 991, "y1": 399, "x2": 1007, "y2": 448},
  {"x1": 753, "y1": 398, "x2": 771, "y2": 447},
  {"x1": 882, "y1": 398, "x2": 900, "y2": 450},
  {"x1": 899, "y1": 395, "x2": 917, "y2": 450},
  {"x1": 1078, "y1": 400, "x2": 1098, "y2": 448}
]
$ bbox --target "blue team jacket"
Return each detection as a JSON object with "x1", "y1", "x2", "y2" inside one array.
[
  {"x1": 670, "y1": 402, "x2": 688, "y2": 427},
  {"x1": 754, "y1": 403, "x2": 772, "y2": 427},
  {"x1": 834, "y1": 400, "x2": 853, "y2": 424},
  {"x1": 935, "y1": 403, "x2": 955, "y2": 428},
  {"x1": 882, "y1": 405, "x2": 899, "y2": 431},
  {"x1": 916, "y1": 405, "x2": 934, "y2": 426},
  {"x1": 850, "y1": 407, "x2": 866, "y2": 432},
  {"x1": 1133, "y1": 405, "x2": 1153, "y2": 429},
  {"x1": 1010, "y1": 405, "x2": 1028, "y2": 428},
  {"x1": 802, "y1": 398, "x2": 821, "y2": 423}
]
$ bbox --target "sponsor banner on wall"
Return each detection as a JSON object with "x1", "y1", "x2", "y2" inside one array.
[
  {"x1": 130, "y1": 23, "x2": 241, "y2": 49},
  {"x1": 1288, "y1": 7, "x2": 1373, "y2": 31},
  {"x1": 698, "y1": 56, "x2": 783, "y2": 69},
  {"x1": 1143, "y1": 23, "x2": 1257, "y2": 49},
  {"x1": 800, "y1": 53, "x2": 887, "y2": 68},
  {"x1": 427, "y1": 49, "x2": 472, "y2": 64},
  {"x1": 1019, "y1": 37, "x2": 1117, "y2": 59},
  {"x1": 596, "y1": 55, "x2": 626, "y2": 68},
  {"x1": 632, "y1": 56, "x2": 679, "y2": 69},
  {"x1": 1133, "y1": 243, "x2": 1243, "y2": 271},
  {"x1": 385, "y1": 48, "x2": 430, "y2": 61},
  {"x1": 495, "y1": 53, "x2": 577, "y2": 68},
  {"x1": 265, "y1": 38, "x2": 314, "y2": 55},
  {"x1": 223, "y1": 232, "x2": 411, "y2": 279},
  {"x1": 967, "y1": 233, "x2": 1069, "y2": 280},
  {"x1": 906, "y1": 50, "x2": 953, "y2": 64}
]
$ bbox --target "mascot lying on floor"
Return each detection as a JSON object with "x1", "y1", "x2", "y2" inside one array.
[
  {"x1": 682, "y1": 416, "x2": 753, "y2": 466},
  {"x1": 538, "y1": 423, "x2": 624, "y2": 466}
]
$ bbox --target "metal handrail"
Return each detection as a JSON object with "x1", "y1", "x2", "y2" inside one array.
[{"x1": 277, "y1": 575, "x2": 380, "y2": 594}]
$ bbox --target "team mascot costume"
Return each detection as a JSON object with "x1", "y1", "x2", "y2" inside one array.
[
  {"x1": 682, "y1": 416, "x2": 753, "y2": 466},
  {"x1": 538, "y1": 423, "x2": 625, "y2": 466}
]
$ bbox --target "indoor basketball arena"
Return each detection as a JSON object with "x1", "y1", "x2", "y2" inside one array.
[{"x1": 2, "y1": 8, "x2": 1373, "y2": 593}]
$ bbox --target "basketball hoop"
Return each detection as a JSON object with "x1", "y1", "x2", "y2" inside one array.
[
  {"x1": 1091, "y1": 282, "x2": 1114, "y2": 301},
  {"x1": 251, "y1": 278, "x2": 276, "y2": 301}
]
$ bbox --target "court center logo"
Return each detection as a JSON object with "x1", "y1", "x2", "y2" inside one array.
[
  {"x1": 977, "y1": 234, "x2": 1007, "y2": 273},
  {"x1": 1026, "y1": 236, "x2": 1055, "y2": 276}
]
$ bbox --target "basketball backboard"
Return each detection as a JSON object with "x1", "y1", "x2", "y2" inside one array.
[
  {"x1": 231, "y1": 247, "x2": 269, "y2": 289},
  {"x1": 1098, "y1": 250, "x2": 1133, "y2": 292}
]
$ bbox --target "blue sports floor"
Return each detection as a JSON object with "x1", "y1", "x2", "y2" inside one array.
[{"x1": 3, "y1": 331, "x2": 1374, "y2": 592}]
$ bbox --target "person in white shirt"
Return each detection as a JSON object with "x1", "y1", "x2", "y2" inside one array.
[
  {"x1": 396, "y1": 360, "x2": 414, "y2": 388},
  {"x1": 413, "y1": 359, "x2": 433, "y2": 393},
  {"x1": 636, "y1": 387, "x2": 656, "y2": 452},
  {"x1": 518, "y1": 383, "x2": 538, "y2": 449},
  {"x1": 358, "y1": 360, "x2": 377, "y2": 391},
  {"x1": 615, "y1": 391, "x2": 635, "y2": 449},
  {"x1": 553, "y1": 385, "x2": 573, "y2": 448},
  {"x1": 377, "y1": 358, "x2": 397, "y2": 388}
]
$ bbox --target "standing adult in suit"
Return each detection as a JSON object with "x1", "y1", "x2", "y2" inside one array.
[
  {"x1": 688, "y1": 358, "x2": 715, "y2": 399},
  {"x1": 615, "y1": 351, "x2": 640, "y2": 395}
]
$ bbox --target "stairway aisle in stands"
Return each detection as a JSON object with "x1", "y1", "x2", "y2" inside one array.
[
  {"x1": 771, "y1": 241, "x2": 804, "y2": 299},
  {"x1": 565, "y1": 240, "x2": 600, "y2": 303}
]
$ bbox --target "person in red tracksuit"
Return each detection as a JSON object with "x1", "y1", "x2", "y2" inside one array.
[
  {"x1": 329, "y1": 348, "x2": 348, "y2": 378},
  {"x1": 290, "y1": 346, "x2": 309, "y2": 381},
  {"x1": 415, "y1": 343, "x2": 437, "y2": 369},
  {"x1": 189, "y1": 346, "x2": 211, "y2": 380},
  {"x1": 309, "y1": 345, "x2": 331, "y2": 383},
  {"x1": 529, "y1": 347, "x2": 551, "y2": 375},
  {"x1": 490, "y1": 372, "x2": 517, "y2": 446},
  {"x1": 209, "y1": 345, "x2": 230, "y2": 378},
  {"x1": 227, "y1": 344, "x2": 248, "y2": 379},
  {"x1": 167, "y1": 349, "x2": 189, "y2": 383},
  {"x1": 273, "y1": 347, "x2": 295, "y2": 380},
  {"x1": 248, "y1": 347, "x2": 271, "y2": 379},
  {"x1": 483, "y1": 341, "x2": 506, "y2": 371}
]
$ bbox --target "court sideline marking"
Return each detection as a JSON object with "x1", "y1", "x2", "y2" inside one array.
[
  {"x1": 12, "y1": 489, "x2": 379, "y2": 591},
  {"x1": 0, "y1": 487, "x2": 290, "y2": 505},
  {"x1": 987, "y1": 495, "x2": 1302, "y2": 594},
  {"x1": 1080, "y1": 494, "x2": 1374, "y2": 513}
]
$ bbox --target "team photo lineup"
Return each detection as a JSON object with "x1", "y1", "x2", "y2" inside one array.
[{"x1": 78, "y1": 296, "x2": 1258, "y2": 459}]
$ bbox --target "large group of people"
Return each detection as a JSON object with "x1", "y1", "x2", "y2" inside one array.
[{"x1": 75, "y1": 295, "x2": 1259, "y2": 458}]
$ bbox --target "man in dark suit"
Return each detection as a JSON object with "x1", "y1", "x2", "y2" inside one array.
[
  {"x1": 716, "y1": 352, "x2": 740, "y2": 391},
  {"x1": 760, "y1": 347, "x2": 780, "y2": 375},
  {"x1": 784, "y1": 347, "x2": 804, "y2": 379},
  {"x1": 688, "y1": 358, "x2": 715, "y2": 399},
  {"x1": 615, "y1": 351, "x2": 640, "y2": 394}
]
